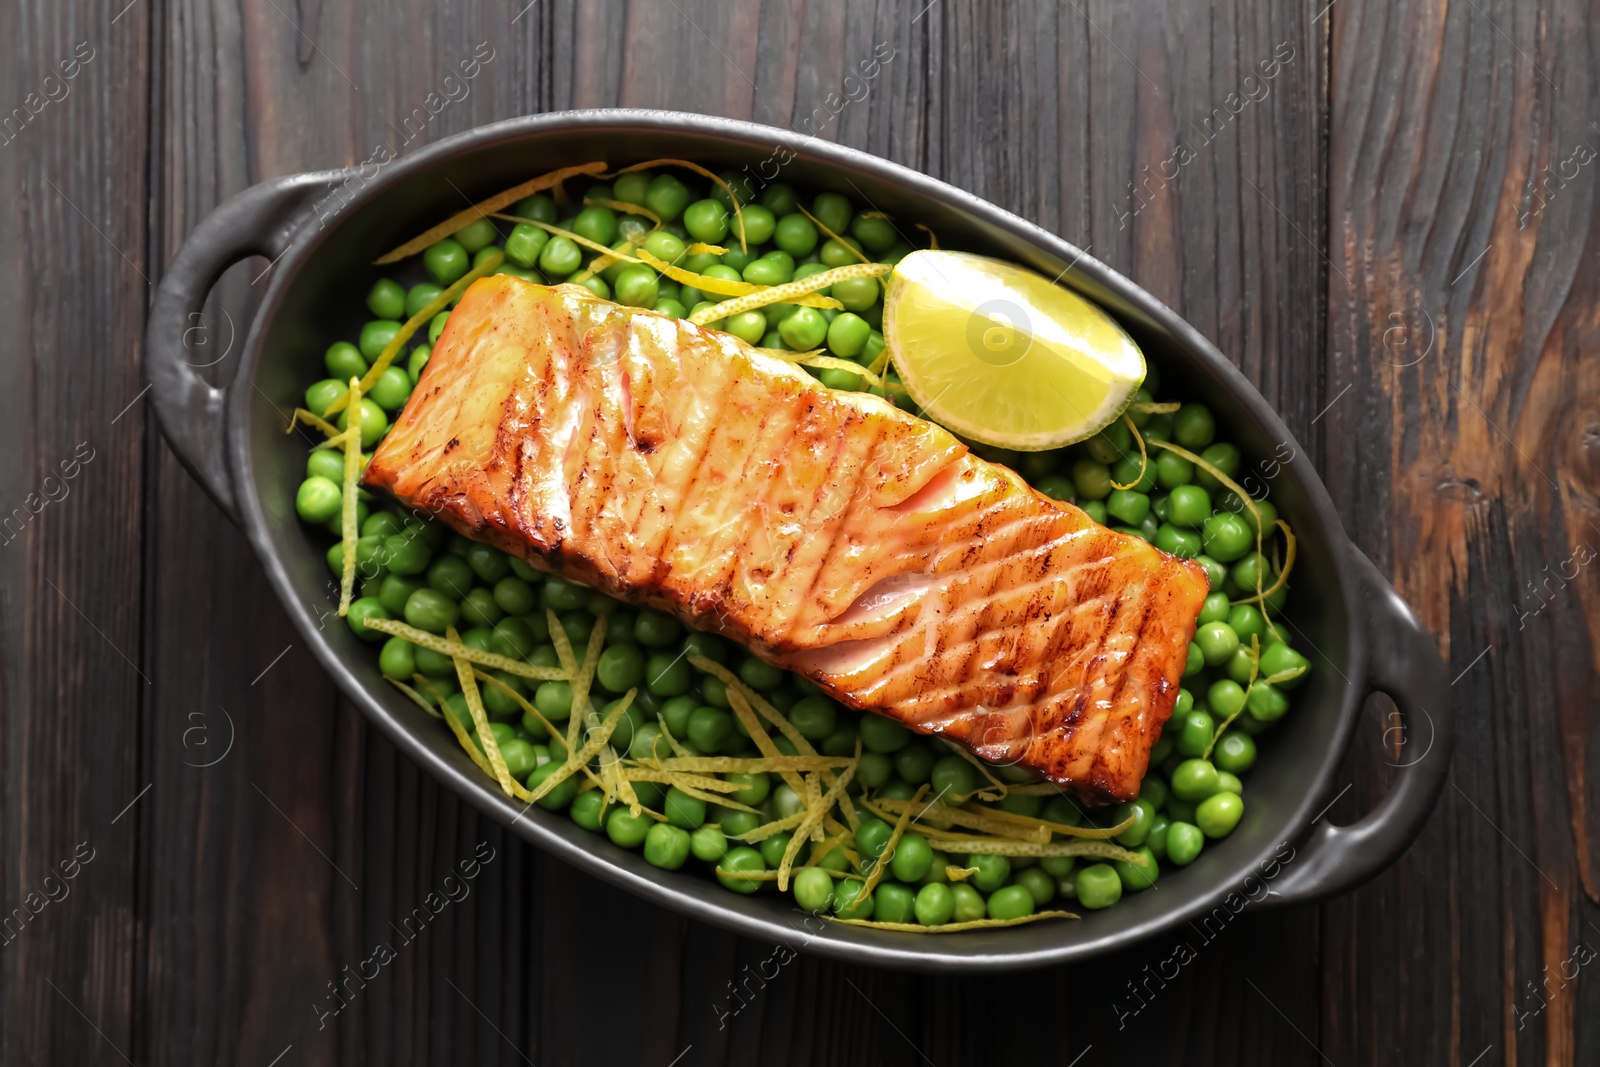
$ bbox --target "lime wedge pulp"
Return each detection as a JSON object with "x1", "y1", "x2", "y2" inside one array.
[{"x1": 883, "y1": 250, "x2": 1146, "y2": 450}]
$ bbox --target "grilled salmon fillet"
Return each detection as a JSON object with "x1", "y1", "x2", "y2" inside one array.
[{"x1": 365, "y1": 278, "x2": 1208, "y2": 802}]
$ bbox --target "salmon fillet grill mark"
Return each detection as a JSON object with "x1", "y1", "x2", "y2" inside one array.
[{"x1": 364, "y1": 277, "x2": 1210, "y2": 802}]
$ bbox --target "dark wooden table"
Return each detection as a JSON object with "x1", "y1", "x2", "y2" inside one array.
[{"x1": 5, "y1": 1, "x2": 1597, "y2": 1063}]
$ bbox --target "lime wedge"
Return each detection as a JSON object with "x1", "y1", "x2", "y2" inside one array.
[{"x1": 883, "y1": 250, "x2": 1145, "y2": 450}]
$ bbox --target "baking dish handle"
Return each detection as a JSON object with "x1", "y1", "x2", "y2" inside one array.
[
  {"x1": 145, "y1": 170, "x2": 352, "y2": 525},
  {"x1": 1266, "y1": 545, "x2": 1453, "y2": 906}
]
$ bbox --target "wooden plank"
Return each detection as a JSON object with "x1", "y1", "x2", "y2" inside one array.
[
  {"x1": 1322, "y1": 0, "x2": 1600, "y2": 1064},
  {"x1": 0, "y1": 3, "x2": 150, "y2": 1065}
]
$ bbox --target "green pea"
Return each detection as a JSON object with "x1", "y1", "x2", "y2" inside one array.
[
  {"x1": 832, "y1": 276, "x2": 882, "y2": 314},
  {"x1": 365, "y1": 366, "x2": 411, "y2": 412},
  {"x1": 1075, "y1": 863, "x2": 1123, "y2": 909},
  {"x1": 564, "y1": 790, "x2": 606, "y2": 831},
  {"x1": 655, "y1": 786, "x2": 705, "y2": 830},
  {"x1": 377, "y1": 636, "x2": 415, "y2": 680},
  {"x1": 628, "y1": 610, "x2": 678, "y2": 647},
  {"x1": 894, "y1": 744, "x2": 935, "y2": 785},
  {"x1": 848, "y1": 751, "x2": 888, "y2": 790},
  {"x1": 1164, "y1": 821, "x2": 1203, "y2": 866},
  {"x1": 1201, "y1": 512, "x2": 1254, "y2": 561},
  {"x1": 1194, "y1": 620, "x2": 1241, "y2": 667},
  {"x1": 831, "y1": 877, "x2": 874, "y2": 919},
  {"x1": 1155, "y1": 523, "x2": 1202, "y2": 558},
  {"x1": 854, "y1": 817, "x2": 894, "y2": 860},
  {"x1": 859, "y1": 714, "x2": 911, "y2": 753},
  {"x1": 819, "y1": 236, "x2": 864, "y2": 267},
  {"x1": 1105, "y1": 488, "x2": 1150, "y2": 526},
  {"x1": 641, "y1": 823, "x2": 691, "y2": 870},
  {"x1": 1197, "y1": 591, "x2": 1231, "y2": 625},
  {"x1": 323, "y1": 343, "x2": 367, "y2": 385},
  {"x1": 402, "y1": 588, "x2": 458, "y2": 634},
  {"x1": 450, "y1": 216, "x2": 496, "y2": 253},
  {"x1": 456, "y1": 588, "x2": 500, "y2": 630},
  {"x1": 1071, "y1": 459, "x2": 1113, "y2": 500},
  {"x1": 535, "y1": 235, "x2": 580, "y2": 277},
  {"x1": 427, "y1": 310, "x2": 451, "y2": 345},
  {"x1": 570, "y1": 204, "x2": 616, "y2": 247},
  {"x1": 1173, "y1": 404, "x2": 1216, "y2": 448},
  {"x1": 821, "y1": 311, "x2": 870, "y2": 358},
  {"x1": 1259, "y1": 643, "x2": 1310, "y2": 687},
  {"x1": 294, "y1": 476, "x2": 342, "y2": 525},
  {"x1": 638, "y1": 652, "x2": 687, "y2": 697},
  {"x1": 1040, "y1": 855, "x2": 1076, "y2": 881},
  {"x1": 1114, "y1": 846, "x2": 1159, "y2": 892},
  {"x1": 593, "y1": 644, "x2": 644, "y2": 694},
  {"x1": 930, "y1": 756, "x2": 980, "y2": 803},
  {"x1": 784, "y1": 695, "x2": 835, "y2": 741},
  {"x1": 778, "y1": 306, "x2": 828, "y2": 350},
  {"x1": 690, "y1": 824, "x2": 727, "y2": 862},
  {"x1": 337, "y1": 398, "x2": 388, "y2": 448},
  {"x1": 773, "y1": 213, "x2": 819, "y2": 257},
  {"x1": 1115, "y1": 798, "x2": 1159, "y2": 846},
  {"x1": 718, "y1": 808, "x2": 762, "y2": 841},
  {"x1": 754, "y1": 182, "x2": 795, "y2": 215},
  {"x1": 534, "y1": 680, "x2": 573, "y2": 721},
  {"x1": 997, "y1": 791, "x2": 1044, "y2": 818},
  {"x1": 1246, "y1": 681, "x2": 1290, "y2": 722},
  {"x1": 344, "y1": 598, "x2": 387, "y2": 639},
  {"x1": 1155, "y1": 451, "x2": 1194, "y2": 489},
  {"x1": 682, "y1": 199, "x2": 728, "y2": 243},
  {"x1": 1012, "y1": 867, "x2": 1056, "y2": 907},
  {"x1": 790, "y1": 866, "x2": 834, "y2": 912},
  {"x1": 726, "y1": 203, "x2": 774, "y2": 246},
  {"x1": 1167, "y1": 484, "x2": 1212, "y2": 528},
  {"x1": 1208, "y1": 679, "x2": 1247, "y2": 721},
  {"x1": 885, "y1": 831, "x2": 933, "y2": 882},
  {"x1": 844, "y1": 211, "x2": 894, "y2": 252},
  {"x1": 733, "y1": 656, "x2": 779, "y2": 693},
  {"x1": 686, "y1": 706, "x2": 732, "y2": 753},
  {"x1": 1084, "y1": 419, "x2": 1133, "y2": 464},
  {"x1": 723, "y1": 771, "x2": 769, "y2": 809},
  {"x1": 1212, "y1": 731, "x2": 1257, "y2": 774},
  {"x1": 1194, "y1": 442, "x2": 1241, "y2": 490},
  {"x1": 604, "y1": 806, "x2": 652, "y2": 849},
  {"x1": 967, "y1": 853, "x2": 1011, "y2": 892},
  {"x1": 717, "y1": 846, "x2": 765, "y2": 894},
  {"x1": 1171, "y1": 758, "x2": 1221, "y2": 801},
  {"x1": 1171, "y1": 710, "x2": 1214, "y2": 758},
  {"x1": 421, "y1": 238, "x2": 468, "y2": 285},
  {"x1": 865, "y1": 882, "x2": 911, "y2": 924},
  {"x1": 810, "y1": 192, "x2": 852, "y2": 233},
  {"x1": 979, "y1": 883, "x2": 1032, "y2": 921},
  {"x1": 366, "y1": 277, "x2": 405, "y2": 319}
]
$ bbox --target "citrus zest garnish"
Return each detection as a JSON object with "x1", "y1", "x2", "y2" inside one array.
[
  {"x1": 1205, "y1": 633, "x2": 1259, "y2": 759},
  {"x1": 388, "y1": 677, "x2": 443, "y2": 719},
  {"x1": 337, "y1": 375, "x2": 362, "y2": 617},
  {"x1": 287, "y1": 408, "x2": 342, "y2": 437},
  {"x1": 686, "y1": 242, "x2": 727, "y2": 255},
  {"x1": 861, "y1": 785, "x2": 924, "y2": 898},
  {"x1": 827, "y1": 911, "x2": 1079, "y2": 933},
  {"x1": 449, "y1": 626, "x2": 533, "y2": 800},
  {"x1": 634, "y1": 249, "x2": 837, "y2": 310},
  {"x1": 688, "y1": 262, "x2": 886, "y2": 324},
  {"x1": 946, "y1": 865, "x2": 981, "y2": 881},
  {"x1": 930, "y1": 837, "x2": 1151, "y2": 862},
  {"x1": 775, "y1": 738, "x2": 860, "y2": 891},
  {"x1": 361, "y1": 618, "x2": 570, "y2": 681},
  {"x1": 583, "y1": 196, "x2": 662, "y2": 229},
  {"x1": 527, "y1": 689, "x2": 635, "y2": 804},
  {"x1": 375, "y1": 161, "x2": 607, "y2": 264},
  {"x1": 915, "y1": 223, "x2": 939, "y2": 249},
  {"x1": 573, "y1": 231, "x2": 647, "y2": 283},
  {"x1": 1111, "y1": 413, "x2": 1149, "y2": 491},
  {"x1": 1128, "y1": 400, "x2": 1181, "y2": 414}
]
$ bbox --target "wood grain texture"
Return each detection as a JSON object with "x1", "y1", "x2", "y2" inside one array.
[
  {"x1": 0, "y1": 2, "x2": 149, "y2": 1065},
  {"x1": 1322, "y1": 1, "x2": 1600, "y2": 1065},
  {"x1": 3, "y1": 0, "x2": 1597, "y2": 1064}
]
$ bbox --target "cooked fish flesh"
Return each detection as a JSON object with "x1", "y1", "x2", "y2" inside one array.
[{"x1": 364, "y1": 279, "x2": 1209, "y2": 802}]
